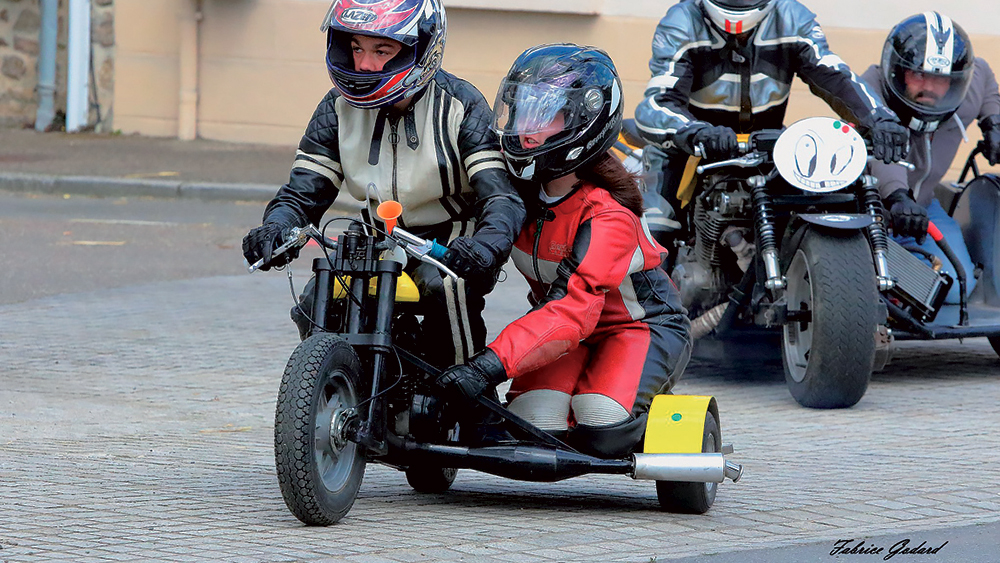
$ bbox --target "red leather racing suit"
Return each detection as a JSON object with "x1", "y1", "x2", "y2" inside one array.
[{"x1": 487, "y1": 182, "x2": 692, "y2": 417}]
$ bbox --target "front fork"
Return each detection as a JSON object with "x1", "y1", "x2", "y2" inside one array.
[{"x1": 313, "y1": 230, "x2": 401, "y2": 456}]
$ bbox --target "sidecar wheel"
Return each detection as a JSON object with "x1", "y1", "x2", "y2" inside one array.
[
  {"x1": 655, "y1": 411, "x2": 720, "y2": 514},
  {"x1": 274, "y1": 334, "x2": 366, "y2": 525},
  {"x1": 781, "y1": 230, "x2": 876, "y2": 408},
  {"x1": 405, "y1": 466, "x2": 458, "y2": 493}
]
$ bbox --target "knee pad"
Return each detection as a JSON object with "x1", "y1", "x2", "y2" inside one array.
[
  {"x1": 507, "y1": 389, "x2": 571, "y2": 432},
  {"x1": 570, "y1": 393, "x2": 630, "y2": 427},
  {"x1": 568, "y1": 414, "x2": 648, "y2": 459}
]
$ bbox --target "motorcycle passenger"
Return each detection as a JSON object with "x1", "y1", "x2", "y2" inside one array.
[
  {"x1": 242, "y1": 0, "x2": 525, "y2": 368},
  {"x1": 862, "y1": 12, "x2": 1000, "y2": 305},
  {"x1": 435, "y1": 44, "x2": 693, "y2": 459},
  {"x1": 633, "y1": 0, "x2": 909, "y2": 217}
]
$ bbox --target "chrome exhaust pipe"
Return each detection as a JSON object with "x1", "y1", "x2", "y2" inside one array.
[{"x1": 631, "y1": 453, "x2": 743, "y2": 483}]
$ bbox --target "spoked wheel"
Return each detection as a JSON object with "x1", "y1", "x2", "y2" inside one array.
[
  {"x1": 655, "y1": 411, "x2": 720, "y2": 514},
  {"x1": 782, "y1": 230, "x2": 877, "y2": 408},
  {"x1": 274, "y1": 334, "x2": 366, "y2": 525}
]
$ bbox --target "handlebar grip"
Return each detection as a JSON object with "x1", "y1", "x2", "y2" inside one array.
[{"x1": 428, "y1": 240, "x2": 449, "y2": 260}]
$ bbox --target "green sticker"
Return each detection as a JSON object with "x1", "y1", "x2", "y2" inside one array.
[
  {"x1": 833, "y1": 120, "x2": 842, "y2": 128},
  {"x1": 671, "y1": 413, "x2": 682, "y2": 421}
]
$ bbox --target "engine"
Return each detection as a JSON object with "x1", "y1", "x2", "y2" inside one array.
[{"x1": 670, "y1": 185, "x2": 755, "y2": 313}]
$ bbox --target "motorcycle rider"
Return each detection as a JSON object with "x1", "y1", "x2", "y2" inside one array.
[
  {"x1": 634, "y1": 0, "x2": 910, "y2": 216},
  {"x1": 862, "y1": 12, "x2": 1000, "y2": 304},
  {"x1": 242, "y1": 0, "x2": 525, "y2": 368},
  {"x1": 435, "y1": 44, "x2": 693, "y2": 458}
]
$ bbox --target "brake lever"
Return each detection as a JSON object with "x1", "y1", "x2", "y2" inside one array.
[
  {"x1": 696, "y1": 152, "x2": 766, "y2": 174},
  {"x1": 246, "y1": 225, "x2": 322, "y2": 273}
]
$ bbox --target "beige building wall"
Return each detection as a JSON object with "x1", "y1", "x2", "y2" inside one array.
[{"x1": 113, "y1": 0, "x2": 1000, "y2": 173}]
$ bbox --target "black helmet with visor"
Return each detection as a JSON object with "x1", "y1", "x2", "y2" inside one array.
[
  {"x1": 493, "y1": 43, "x2": 623, "y2": 183},
  {"x1": 881, "y1": 12, "x2": 974, "y2": 132}
]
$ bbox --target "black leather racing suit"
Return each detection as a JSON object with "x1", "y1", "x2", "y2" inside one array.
[
  {"x1": 635, "y1": 0, "x2": 892, "y2": 147},
  {"x1": 263, "y1": 70, "x2": 526, "y2": 367}
]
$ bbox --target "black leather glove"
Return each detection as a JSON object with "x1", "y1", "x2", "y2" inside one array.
[
  {"x1": 443, "y1": 236, "x2": 499, "y2": 291},
  {"x1": 884, "y1": 189, "x2": 929, "y2": 244},
  {"x1": 979, "y1": 114, "x2": 1000, "y2": 166},
  {"x1": 434, "y1": 348, "x2": 508, "y2": 405},
  {"x1": 242, "y1": 223, "x2": 299, "y2": 271},
  {"x1": 676, "y1": 124, "x2": 739, "y2": 160},
  {"x1": 868, "y1": 117, "x2": 909, "y2": 164}
]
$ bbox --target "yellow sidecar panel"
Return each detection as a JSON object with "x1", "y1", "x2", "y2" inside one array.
[
  {"x1": 644, "y1": 395, "x2": 718, "y2": 454},
  {"x1": 331, "y1": 273, "x2": 421, "y2": 302}
]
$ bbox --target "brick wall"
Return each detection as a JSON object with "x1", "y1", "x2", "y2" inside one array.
[{"x1": 0, "y1": 0, "x2": 114, "y2": 131}]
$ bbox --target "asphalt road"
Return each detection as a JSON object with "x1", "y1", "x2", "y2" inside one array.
[{"x1": 0, "y1": 191, "x2": 263, "y2": 305}]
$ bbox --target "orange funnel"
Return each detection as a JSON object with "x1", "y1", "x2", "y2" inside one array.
[{"x1": 376, "y1": 200, "x2": 402, "y2": 233}]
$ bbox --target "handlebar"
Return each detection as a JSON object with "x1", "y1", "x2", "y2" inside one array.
[{"x1": 245, "y1": 221, "x2": 460, "y2": 281}]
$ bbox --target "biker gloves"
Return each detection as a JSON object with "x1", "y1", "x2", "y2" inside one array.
[
  {"x1": 884, "y1": 189, "x2": 929, "y2": 244},
  {"x1": 868, "y1": 117, "x2": 910, "y2": 164},
  {"x1": 443, "y1": 236, "x2": 500, "y2": 292},
  {"x1": 435, "y1": 348, "x2": 508, "y2": 404},
  {"x1": 242, "y1": 223, "x2": 298, "y2": 271},
  {"x1": 979, "y1": 114, "x2": 1000, "y2": 166},
  {"x1": 674, "y1": 123, "x2": 740, "y2": 160}
]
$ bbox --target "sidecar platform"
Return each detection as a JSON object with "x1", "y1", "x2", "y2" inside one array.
[{"x1": 892, "y1": 302, "x2": 1000, "y2": 340}]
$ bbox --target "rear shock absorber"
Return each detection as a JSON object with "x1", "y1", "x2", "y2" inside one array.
[
  {"x1": 860, "y1": 177, "x2": 895, "y2": 291},
  {"x1": 749, "y1": 178, "x2": 785, "y2": 290}
]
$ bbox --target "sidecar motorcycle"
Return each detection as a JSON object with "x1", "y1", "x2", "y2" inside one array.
[
  {"x1": 616, "y1": 117, "x2": 893, "y2": 409},
  {"x1": 879, "y1": 144, "x2": 1000, "y2": 357},
  {"x1": 248, "y1": 202, "x2": 744, "y2": 525}
]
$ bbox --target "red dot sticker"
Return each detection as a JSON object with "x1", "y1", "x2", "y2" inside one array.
[{"x1": 842, "y1": 126, "x2": 850, "y2": 133}]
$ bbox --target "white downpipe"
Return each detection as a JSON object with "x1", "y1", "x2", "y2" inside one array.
[
  {"x1": 66, "y1": 0, "x2": 91, "y2": 132},
  {"x1": 178, "y1": 0, "x2": 202, "y2": 140}
]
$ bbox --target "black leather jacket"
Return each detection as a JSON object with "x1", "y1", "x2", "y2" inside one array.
[
  {"x1": 262, "y1": 70, "x2": 525, "y2": 267},
  {"x1": 635, "y1": 0, "x2": 894, "y2": 150}
]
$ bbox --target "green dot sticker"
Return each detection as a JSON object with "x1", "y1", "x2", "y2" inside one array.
[
  {"x1": 833, "y1": 121, "x2": 842, "y2": 128},
  {"x1": 671, "y1": 413, "x2": 682, "y2": 421}
]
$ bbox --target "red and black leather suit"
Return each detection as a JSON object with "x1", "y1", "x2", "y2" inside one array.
[{"x1": 487, "y1": 181, "x2": 692, "y2": 421}]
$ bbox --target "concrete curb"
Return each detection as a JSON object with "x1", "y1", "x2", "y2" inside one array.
[{"x1": 0, "y1": 172, "x2": 280, "y2": 202}]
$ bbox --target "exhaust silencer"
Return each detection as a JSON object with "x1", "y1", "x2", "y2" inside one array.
[{"x1": 632, "y1": 453, "x2": 743, "y2": 483}]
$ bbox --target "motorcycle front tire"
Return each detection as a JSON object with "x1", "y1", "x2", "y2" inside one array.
[
  {"x1": 274, "y1": 334, "x2": 367, "y2": 525},
  {"x1": 781, "y1": 230, "x2": 877, "y2": 409}
]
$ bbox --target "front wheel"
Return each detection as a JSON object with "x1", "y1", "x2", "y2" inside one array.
[
  {"x1": 781, "y1": 230, "x2": 877, "y2": 408},
  {"x1": 655, "y1": 411, "x2": 720, "y2": 514},
  {"x1": 274, "y1": 334, "x2": 367, "y2": 525}
]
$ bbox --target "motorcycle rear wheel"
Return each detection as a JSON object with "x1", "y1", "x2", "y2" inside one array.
[
  {"x1": 274, "y1": 334, "x2": 367, "y2": 525},
  {"x1": 781, "y1": 230, "x2": 877, "y2": 408},
  {"x1": 655, "y1": 410, "x2": 720, "y2": 514}
]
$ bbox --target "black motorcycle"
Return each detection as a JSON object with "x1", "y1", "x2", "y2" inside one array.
[
  {"x1": 618, "y1": 117, "x2": 897, "y2": 409},
  {"x1": 247, "y1": 202, "x2": 743, "y2": 525}
]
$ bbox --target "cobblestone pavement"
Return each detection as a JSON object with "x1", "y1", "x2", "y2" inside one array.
[{"x1": 1, "y1": 273, "x2": 998, "y2": 563}]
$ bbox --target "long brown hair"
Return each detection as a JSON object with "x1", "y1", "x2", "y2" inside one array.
[{"x1": 576, "y1": 151, "x2": 644, "y2": 216}]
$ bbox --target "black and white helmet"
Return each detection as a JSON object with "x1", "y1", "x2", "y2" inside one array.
[
  {"x1": 700, "y1": 0, "x2": 774, "y2": 35},
  {"x1": 881, "y1": 12, "x2": 975, "y2": 132},
  {"x1": 492, "y1": 43, "x2": 623, "y2": 183}
]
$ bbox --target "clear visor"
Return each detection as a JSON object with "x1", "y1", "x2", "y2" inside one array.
[
  {"x1": 492, "y1": 80, "x2": 598, "y2": 142},
  {"x1": 890, "y1": 63, "x2": 972, "y2": 115}
]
